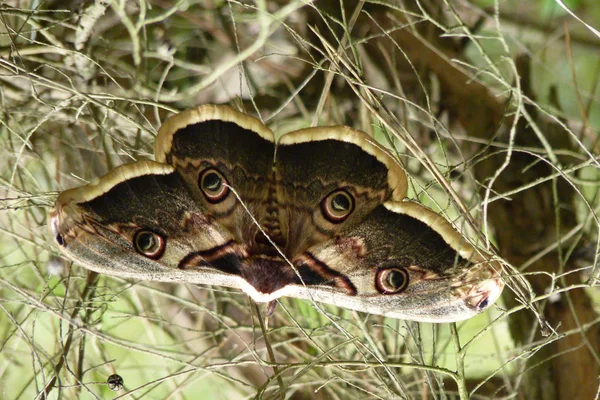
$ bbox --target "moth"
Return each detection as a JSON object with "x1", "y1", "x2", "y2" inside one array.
[{"x1": 50, "y1": 105, "x2": 503, "y2": 322}]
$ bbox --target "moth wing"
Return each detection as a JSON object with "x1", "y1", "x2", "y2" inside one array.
[
  {"x1": 155, "y1": 105, "x2": 276, "y2": 246},
  {"x1": 50, "y1": 161, "x2": 250, "y2": 288},
  {"x1": 275, "y1": 127, "x2": 407, "y2": 256},
  {"x1": 287, "y1": 202, "x2": 504, "y2": 322}
]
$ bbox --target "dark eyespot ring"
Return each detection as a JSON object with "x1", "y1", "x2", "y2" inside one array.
[
  {"x1": 321, "y1": 189, "x2": 354, "y2": 223},
  {"x1": 198, "y1": 168, "x2": 230, "y2": 203},
  {"x1": 133, "y1": 230, "x2": 166, "y2": 259},
  {"x1": 376, "y1": 267, "x2": 409, "y2": 294},
  {"x1": 50, "y1": 215, "x2": 65, "y2": 246},
  {"x1": 477, "y1": 297, "x2": 490, "y2": 311},
  {"x1": 107, "y1": 374, "x2": 124, "y2": 391}
]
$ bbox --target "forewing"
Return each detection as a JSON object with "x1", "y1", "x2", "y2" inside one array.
[
  {"x1": 275, "y1": 127, "x2": 407, "y2": 256},
  {"x1": 155, "y1": 105, "x2": 276, "y2": 246}
]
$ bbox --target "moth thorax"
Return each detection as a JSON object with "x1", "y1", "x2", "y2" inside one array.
[{"x1": 252, "y1": 169, "x2": 286, "y2": 255}]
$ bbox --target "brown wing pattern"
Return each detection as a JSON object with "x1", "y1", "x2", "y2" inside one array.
[{"x1": 50, "y1": 105, "x2": 503, "y2": 322}]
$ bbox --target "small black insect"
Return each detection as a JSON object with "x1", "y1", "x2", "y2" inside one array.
[{"x1": 107, "y1": 374, "x2": 124, "y2": 391}]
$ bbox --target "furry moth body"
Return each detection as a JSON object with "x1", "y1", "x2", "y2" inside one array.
[{"x1": 50, "y1": 105, "x2": 503, "y2": 322}]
